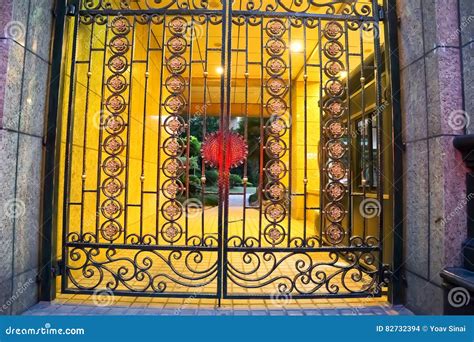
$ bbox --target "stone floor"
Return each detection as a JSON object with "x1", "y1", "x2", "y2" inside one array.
[{"x1": 23, "y1": 296, "x2": 414, "y2": 316}]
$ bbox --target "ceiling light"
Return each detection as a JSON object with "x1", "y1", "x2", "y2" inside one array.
[
  {"x1": 290, "y1": 41, "x2": 303, "y2": 53},
  {"x1": 216, "y1": 66, "x2": 224, "y2": 75}
]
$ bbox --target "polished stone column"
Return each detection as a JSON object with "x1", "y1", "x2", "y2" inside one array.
[
  {"x1": 0, "y1": 0, "x2": 54, "y2": 315},
  {"x1": 396, "y1": 0, "x2": 467, "y2": 314}
]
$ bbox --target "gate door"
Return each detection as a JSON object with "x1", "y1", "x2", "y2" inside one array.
[{"x1": 61, "y1": 0, "x2": 390, "y2": 300}]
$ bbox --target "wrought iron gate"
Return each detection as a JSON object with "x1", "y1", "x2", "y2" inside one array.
[{"x1": 61, "y1": 0, "x2": 390, "y2": 300}]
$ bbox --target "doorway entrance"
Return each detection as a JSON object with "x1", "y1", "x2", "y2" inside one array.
[{"x1": 58, "y1": 0, "x2": 393, "y2": 301}]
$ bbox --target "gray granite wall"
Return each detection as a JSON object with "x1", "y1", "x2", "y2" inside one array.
[
  {"x1": 461, "y1": 1, "x2": 474, "y2": 134},
  {"x1": 396, "y1": 0, "x2": 468, "y2": 314},
  {"x1": 0, "y1": 0, "x2": 54, "y2": 315}
]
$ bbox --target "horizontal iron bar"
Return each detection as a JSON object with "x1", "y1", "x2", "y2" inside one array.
[
  {"x1": 65, "y1": 243, "x2": 379, "y2": 253},
  {"x1": 226, "y1": 246, "x2": 380, "y2": 253},
  {"x1": 78, "y1": 9, "x2": 376, "y2": 21},
  {"x1": 63, "y1": 288, "x2": 218, "y2": 299},
  {"x1": 223, "y1": 292, "x2": 383, "y2": 299},
  {"x1": 66, "y1": 242, "x2": 219, "y2": 251}
]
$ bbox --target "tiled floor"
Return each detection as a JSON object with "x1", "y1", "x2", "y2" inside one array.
[{"x1": 23, "y1": 295, "x2": 413, "y2": 316}]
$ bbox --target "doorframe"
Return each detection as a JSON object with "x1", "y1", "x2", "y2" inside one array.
[
  {"x1": 39, "y1": 0, "x2": 70, "y2": 302},
  {"x1": 39, "y1": 0, "x2": 405, "y2": 303},
  {"x1": 384, "y1": 0, "x2": 405, "y2": 306}
]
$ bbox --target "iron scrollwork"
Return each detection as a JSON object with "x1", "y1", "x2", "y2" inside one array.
[{"x1": 64, "y1": 0, "x2": 387, "y2": 299}]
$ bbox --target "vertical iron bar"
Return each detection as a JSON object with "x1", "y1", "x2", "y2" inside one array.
[
  {"x1": 317, "y1": 19, "x2": 324, "y2": 247},
  {"x1": 303, "y1": 21, "x2": 308, "y2": 245},
  {"x1": 258, "y1": 16, "x2": 264, "y2": 247},
  {"x1": 217, "y1": 0, "x2": 228, "y2": 301},
  {"x1": 156, "y1": 16, "x2": 167, "y2": 244},
  {"x1": 61, "y1": 5, "x2": 81, "y2": 292},
  {"x1": 139, "y1": 21, "x2": 152, "y2": 241},
  {"x1": 123, "y1": 16, "x2": 137, "y2": 243},
  {"x1": 200, "y1": 18, "x2": 210, "y2": 242},
  {"x1": 94, "y1": 17, "x2": 109, "y2": 243},
  {"x1": 344, "y1": 21, "x2": 352, "y2": 242},
  {"x1": 185, "y1": 16, "x2": 195, "y2": 243},
  {"x1": 372, "y1": 0, "x2": 385, "y2": 286},
  {"x1": 242, "y1": 18, "x2": 249, "y2": 243},
  {"x1": 359, "y1": 25, "x2": 367, "y2": 241},
  {"x1": 287, "y1": 19, "x2": 292, "y2": 247},
  {"x1": 222, "y1": 1, "x2": 233, "y2": 299},
  {"x1": 80, "y1": 21, "x2": 95, "y2": 239}
]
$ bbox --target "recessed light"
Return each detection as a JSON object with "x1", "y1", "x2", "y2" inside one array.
[{"x1": 290, "y1": 41, "x2": 303, "y2": 53}]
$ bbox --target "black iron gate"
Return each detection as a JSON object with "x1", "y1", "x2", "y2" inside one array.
[{"x1": 61, "y1": 0, "x2": 390, "y2": 300}]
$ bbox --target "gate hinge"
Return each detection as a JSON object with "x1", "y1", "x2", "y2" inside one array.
[
  {"x1": 378, "y1": 5, "x2": 386, "y2": 21},
  {"x1": 381, "y1": 264, "x2": 393, "y2": 285},
  {"x1": 52, "y1": 259, "x2": 64, "y2": 277}
]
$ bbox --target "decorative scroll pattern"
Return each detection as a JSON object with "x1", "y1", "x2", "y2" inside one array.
[
  {"x1": 160, "y1": 17, "x2": 188, "y2": 244},
  {"x1": 227, "y1": 251, "x2": 379, "y2": 295},
  {"x1": 98, "y1": 16, "x2": 132, "y2": 242},
  {"x1": 80, "y1": 0, "x2": 373, "y2": 17},
  {"x1": 262, "y1": 19, "x2": 290, "y2": 246},
  {"x1": 322, "y1": 21, "x2": 348, "y2": 245},
  {"x1": 66, "y1": 247, "x2": 218, "y2": 293}
]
